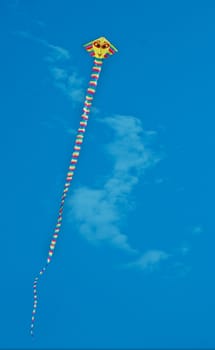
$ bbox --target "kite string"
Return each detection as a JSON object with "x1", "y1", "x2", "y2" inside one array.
[{"x1": 30, "y1": 58, "x2": 103, "y2": 336}]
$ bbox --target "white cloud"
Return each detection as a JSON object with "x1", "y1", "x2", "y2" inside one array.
[
  {"x1": 49, "y1": 68, "x2": 84, "y2": 103},
  {"x1": 50, "y1": 67, "x2": 67, "y2": 80},
  {"x1": 32, "y1": 19, "x2": 46, "y2": 28},
  {"x1": 191, "y1": 225, "x2": 203, "y2": 235},
  {"x1": 69, "y1": 187, "x2": 137, "y2": 254},
  {"x1": 45, "y1": 43, "x2": 70, "y2": 62},
  {"x1": 69, "y1": 115, "x2": 161, "y2": 253},
  {"x1": 179, "y1": 244, "x2": 190, "y2": 255},
  {"x1": 126, "y1": 250, "x2": 169, "y2": 271},
  {"x1": 15, "y1": 31, "x2": 70, "y2": 61},
  {"x1": 44, "y1": 43, "x2": 84, "y2": 104},
  {"x1": 16, "y1": 31, "x2": 84, "y2": 104},
  {"x1": 154, "y1": 177, "x2": 165, "y2": 184},
  {"x1": 104, "y1": 115, "x2": 159, "y2": 173}
]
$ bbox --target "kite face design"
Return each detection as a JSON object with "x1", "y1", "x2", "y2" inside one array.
[{"x1": 84, "y1": 36, "x2": 118, "y2": 58}]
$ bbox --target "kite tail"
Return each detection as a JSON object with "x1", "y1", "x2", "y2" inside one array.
[{"x1": 30, "y1": 58, "x2": 103, "y2": 336}]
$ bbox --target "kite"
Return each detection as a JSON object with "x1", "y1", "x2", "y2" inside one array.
[{"x1": 30, "y1": 36, "x2": 118, "y2": 336}]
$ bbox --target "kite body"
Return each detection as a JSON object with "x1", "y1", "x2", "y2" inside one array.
[
  {"x1": 84, "y1": 36, "x2": 118, "y2": 58},
  {"x1": 30, "y1": 36, "x2": 117, "y2": 336}
]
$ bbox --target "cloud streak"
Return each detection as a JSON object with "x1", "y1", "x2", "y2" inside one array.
[
  {"x1": 69, "y1": 115, "x2": 161, "y2": 254},
  {"x1": 125, "y1": 250, "x2": 169, "y2": 271},
  {"x1": 49, "y1": 68, "x2": 84, "y2": 103},
  {"x1": 191, "y1": 225, "x2": 203, "y2": 235},
  {"x1": 16, "y1": 31, "x2": 84, "y2": 104},
  {"x1": 69, "y1": 186, "x2": 136, "y2": 253}
]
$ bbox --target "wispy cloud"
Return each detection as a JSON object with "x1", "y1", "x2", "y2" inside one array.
[
  {"x1": 103, "y1": 115, "x2": 160, "y2": 174},
  {"x1": 191, "y1": 225, "x2": 203, "y2": 235},
  {"x1": 16, "y1": 31, "x2": 84, "y2": 104},
  {"x1": 44, "y1": 44, "x2": 70, "y2": 62},
  {"x1": 125, "y1": 250, "x2": 169, "y2": 271},
  {"x1": 69, "y1": 115, "x2": 161, "y2": 253},
  {"x1": 49, "y1": 68, "x2": 84, "y2": 103},
  {"x1": 15, "y1": 31, "x2": 70, "y2": 61},
  {"x1": 46, "y1": 47, "x2": 84, "y2": 103},
  {"x1": 69, "y1": 186, "x2": 137, "y2": 253},
  {"x1": 179, "y1": 243, "x2": 190, "y2": 255}
]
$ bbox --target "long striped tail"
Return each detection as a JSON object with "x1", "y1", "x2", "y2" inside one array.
[{"x1": 30, "y1": 58, "x2": 103, "y2": 336}]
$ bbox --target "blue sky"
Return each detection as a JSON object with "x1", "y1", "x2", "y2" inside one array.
[{"x1": 1, "y1": 0, "x2": 215, "y2": 348}]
